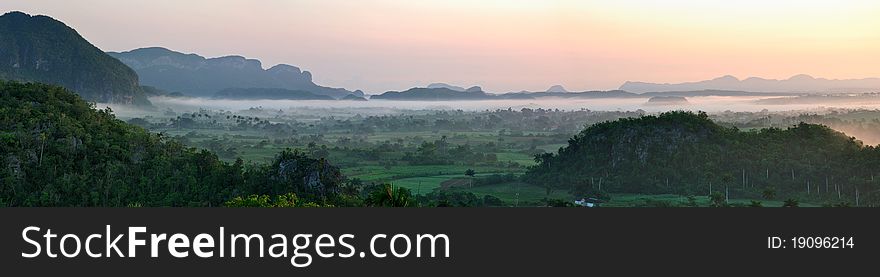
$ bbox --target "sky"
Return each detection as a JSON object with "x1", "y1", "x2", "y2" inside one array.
[{"x1": 2, "y1": 0, "x2": 879, "y2": 93}]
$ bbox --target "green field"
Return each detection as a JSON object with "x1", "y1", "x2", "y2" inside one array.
[
  {"x1": 390, "y1": 173, "x2": 511, "y2": 195},
  {"x1": 389, "y1": 175, "x2": 452, "y2": 195},
  {"x1": 121, "y1": 106, "x2": 874, "y2": 207},
  {"x1": 448, "y1": 182, "x2": 574, "y2": 205},
  {"x1": 494, "y1": 152, "x2": 537, "y2": 166},
  {"x1": 343, "y1": 165, "x2": 516, "y2": 182},
  {"x1": 537, "y1": 143, "x2": 567, "y2": 153}
]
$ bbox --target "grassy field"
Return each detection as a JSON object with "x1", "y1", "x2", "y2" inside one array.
[
  {"x1": 449, "y1": 182, "x2": 574, "y2": 205},
  {"x1": 160, "y1": 128, "x2": 827, "y2": 207},
  {"x1": 136, "y1": 109, "x2": 849, "y2": 207},
  {"x1": 388, "y1": 176, "x2": 450, "y2": 195},
  {"x1": 537, "y1": 143, "x2": 567, "y2": 153},
  {"x1": 494, "y1": 152, "x2": 536, "y2": 166},
  {"x1": 342, "y1": 164, "x2": 517, "y2": 182},
  {"x1": 390, "y1": 173, "x2": 512, "y2": 195}
]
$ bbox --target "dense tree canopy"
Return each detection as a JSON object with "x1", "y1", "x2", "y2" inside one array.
[
  {"x1": 525, "y1": 111, "x2": 880, "y2": 205},
  {"x1": 0, "y1": 81, "x2": 346, "y2": 206}
]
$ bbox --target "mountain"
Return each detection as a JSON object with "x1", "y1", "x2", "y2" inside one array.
[
  {"x1": 213, "y1": 88, "x2": 335, "y2": 100},
  {"x1": 620, "y1": 75, "x2": 880, "y2": 93},
  {"x1": 108, "y1": 47, "x2": 361, "y2": 99},
  {"x1": 370, "y1": 86, "x2": 534, "y2": 100},
  {"x1": 425, "y1": 83, "x2": 488, "y2": 93},
  {"x1": 370, "y1": 87, "x2": 495, "y2": 100},
  {"x1": 524, "y1": 111, "x2": 875, "y2": 200},
  {"x1": 545, "y1": 85, "x2": 569, "y2": 93},
  {"x1": 375, "y1": 86, "x2": 770, "y2": 101},
  {"x1": 374, "y1": 85, "x2": 642, "y2": 101},
  {"x1": 464, "y1": 86, "x2": 483, "y2": 93},
  {"x1": 0, "y1": 12, "x2": 150, "y2": 105},
  {"x1": 508, "y1": 88, "x2": 772, "y2": 98},
  {"x1": 427, "y1": 83, "x2": 467, "y2": 92},
  {"x1": 641, "y1": 90, "x2": 785, "y2": 97},
  {"x1": 0, "y1": 80, "x2": 346, "y2": 206},
  {"x1": 341, "y1": 94, "x2": 368, "y2": 101}
]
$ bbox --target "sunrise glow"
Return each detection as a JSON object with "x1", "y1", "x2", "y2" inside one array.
[{"x1": 3, "y1": 0, "x2": 878, "y2": 92}]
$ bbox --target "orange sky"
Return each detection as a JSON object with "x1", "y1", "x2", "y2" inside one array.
[{"x1": 2, "y1": 0, "x2": 879, "y2": 93}]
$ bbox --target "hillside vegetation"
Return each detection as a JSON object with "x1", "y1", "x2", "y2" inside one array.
[
  {"x1": 525, "y1": 111, "x2": 880, "y2": 205},
  {"x1": 0, "y1": 12, "x2": 149, "y2": 105},
  {"x1": 0, "y1": 81, "x2": 347, "y2": 206}
]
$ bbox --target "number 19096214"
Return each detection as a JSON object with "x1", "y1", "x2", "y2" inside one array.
[{"x1": 768, "y1": 236, "x2": 854, "y2": 249}]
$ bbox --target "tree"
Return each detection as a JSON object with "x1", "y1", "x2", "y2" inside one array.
[
  {"x1": 465, "y1": 169, "x2": 476, "y2": 177},
  {"x1": 0, "y1": 81, "x2": 350, "y2": 207},
  {"x1": 224, "y1": 193, "x2": 325, "y2": 207},
  {"x1": 522, "y1": 111, "x2": 880, "y2": 206},
  {"x1": 366, "y1": 184, "x2": 412, "y2": 207},
  {"x1": 762, "y1": 187, "x2": 777, "y2": 200}
]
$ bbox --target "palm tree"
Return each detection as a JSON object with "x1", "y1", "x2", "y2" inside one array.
[
  {"x1": 465, "y1": 169, "x2": 476, "y2": 177},
  {"x1": 367, "y1": 184, "x2": 411, "y2": 207},
  {"x1": 465, "y1": 169, "x2": 476, "y2": 188},
  {"x1": 762, "y1": 187, "x2": 777, "y2": 200}
]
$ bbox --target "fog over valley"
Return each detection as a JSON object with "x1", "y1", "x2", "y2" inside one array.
[
  {"x1": 5, "y1": 5, "x2": 880, "y2": 209},
  {"x1": 101, "y1": 94, "x2": 880, "y2": 118}
]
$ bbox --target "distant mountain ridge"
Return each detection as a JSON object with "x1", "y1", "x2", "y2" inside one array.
[
  {"x1": 371, "y1": 87, "x2": 495, "y2": 100},
  {"x1": 425, "y1": 83, "x2": 485, "y2": 93},
  {"x1": 426, "y1": 83, "x2": 467, "y2": 91},
  {"x1": 108, "y1": 47, "x2": 362, "y2": 99},
  {"x1": 640, "y1": 90, "x2": 785, "y2": 97},
  {"x1": 621, "y1": 75, "x2": 880, "y2": 93},
  {"x1": 0, "y1": 12, "x2": 150, "y2": 105},
  {"x1": 369, "y1": 83, "x2": 796, "y2": 101},
  {"x1": 545, "y1": 85, "x2": 569, "y2": 93},
  {"x1": 213, "y1": 88, "x2": 335, "y2": 100}
]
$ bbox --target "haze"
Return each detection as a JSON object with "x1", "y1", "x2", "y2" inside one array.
[
  {"x1": 2, "y1": 0, "x2": 879, "y2": 93},
  {"x1": 107, "y1": 96, "x2": 880, "y2": 118}
]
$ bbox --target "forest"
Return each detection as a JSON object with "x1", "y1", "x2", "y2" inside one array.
[
  {"x1": 525, "y1": 111, "x2": 880, "y2": 207},
  {"x1": 0, "y1": 81, "x2": 360, "y2": 207},
  {"x1": 4, "y1": 80, "x2": 880, "y2": 207}
]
